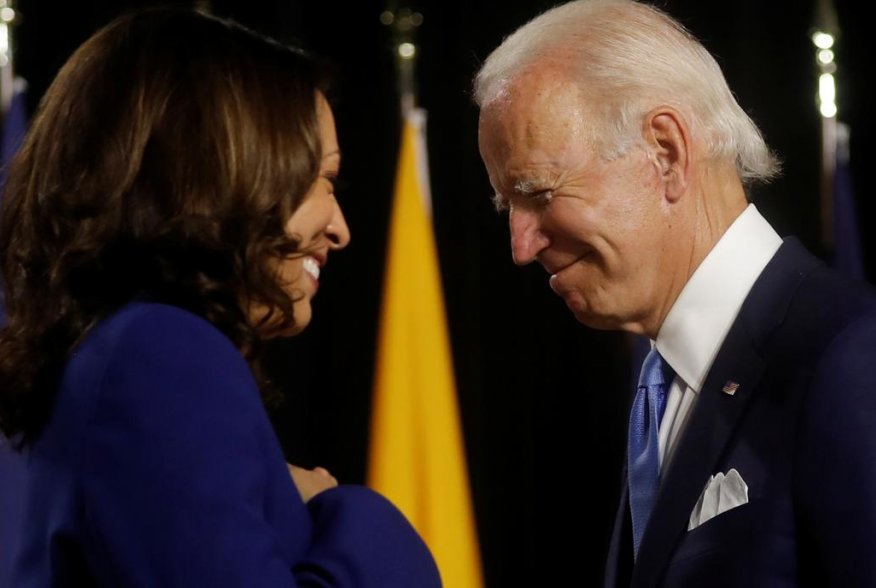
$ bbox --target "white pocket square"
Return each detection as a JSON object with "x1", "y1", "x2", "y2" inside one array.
[{"x1": 687, "y1": 468, "x2": 748, "y2": 531}]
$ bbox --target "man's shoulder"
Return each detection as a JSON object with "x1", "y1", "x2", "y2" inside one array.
[
  {"x1": 748, "y1": 238, "x2": 876, "y2": 357},
  {"x1": 780, "y1": 240, "x2": 876, "y2": 324}
]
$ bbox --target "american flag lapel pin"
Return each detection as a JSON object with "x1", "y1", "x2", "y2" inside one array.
[{"x1": 722, "y1": 381, "x2": 740, "y2": 396}]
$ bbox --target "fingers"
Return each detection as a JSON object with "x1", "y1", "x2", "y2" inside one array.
[
  {"x1": 286, "y1": 463, "x2": 339, "y2": 502},
  {"x1": 312, "y1": 466, "x2": 338, "y2": 486}
]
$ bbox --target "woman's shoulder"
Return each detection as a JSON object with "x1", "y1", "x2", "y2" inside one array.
[
  {"x1": 66, "y1": 301, "x2": 255, "y2": 407},
  {"x1": 40, "y1": 304, "x2": 262, "y2": 482},
  {"x1": 77, "y1": 301, "x2": 242, "y2": 368},
  {"x1": 86, "y1": 301, "x2": 232, "y2": 352}
]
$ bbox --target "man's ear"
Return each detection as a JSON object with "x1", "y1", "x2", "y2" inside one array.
[{"x1": 643, "y1": 107, "x2": 690, "y2": 203}]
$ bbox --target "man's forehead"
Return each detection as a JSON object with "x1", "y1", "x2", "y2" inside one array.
[
  {"x1": 479, "y1": 69, "x2": 594, "y2": 157},
  {"x1": 483, "y1": 62, "x2": 582, "y2": 113}
]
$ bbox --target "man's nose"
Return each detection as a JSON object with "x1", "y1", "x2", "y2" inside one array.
[{"x1": 509, "y1": 207, "x2": 548, "y2": 265}]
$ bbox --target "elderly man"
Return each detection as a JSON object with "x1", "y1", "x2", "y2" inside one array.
[{"x1": 476, "y1": 1, "x2": 876, "y2": 586}]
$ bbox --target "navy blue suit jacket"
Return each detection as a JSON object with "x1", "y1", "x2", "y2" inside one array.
[
  {"x1": 606, "y1": 239, "x2": 876, "y2": 587},
  {"x1": 4, "y1": 302, "x2": 440, "y2": 587}
]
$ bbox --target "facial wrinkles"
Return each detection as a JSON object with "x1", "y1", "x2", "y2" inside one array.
[
  {"x1": 613, "y1": 163, "x2": 661, "y2": 279},
  {"x1": 501, "y1": 109, "x2": 591, "y2": 210},
  {"x1": 561, "y1": 151, "x2": 657, "y2": 305}
]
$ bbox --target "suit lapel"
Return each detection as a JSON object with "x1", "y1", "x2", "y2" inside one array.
[
  {"x1": 631, "y1": 325, "x2": 766, "y2": 585},
  {"x1": 627, "y1": 239, "x2": 822, "y2": 586}
]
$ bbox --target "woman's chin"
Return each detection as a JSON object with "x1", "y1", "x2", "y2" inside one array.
[{"x1": 265, "y1": 312, "x2": 310, "y2": 338}]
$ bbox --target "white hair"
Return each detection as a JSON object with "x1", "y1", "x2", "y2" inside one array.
[{"x1": 474, "y1": 0, "x2": 780, "y2": 184}]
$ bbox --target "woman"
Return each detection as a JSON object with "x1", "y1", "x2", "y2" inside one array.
[{"x1": 0, "y1": 8, "x2": 440, "y2": 587}]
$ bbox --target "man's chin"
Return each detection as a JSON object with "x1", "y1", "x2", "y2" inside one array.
[
  {"x1": 563, "y1": 295, "x2": 610, "y2": 330},
  {"x1": 572, "y1": 310, "x2": 619, "y2": 331},
  {"x1": 560, "y1": 293, "x2": 632, "y2": 332},
  {"x1": 569, "y1": 304, "x2": 651, "y2": 337}
]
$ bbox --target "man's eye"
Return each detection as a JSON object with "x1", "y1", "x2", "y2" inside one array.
[{"x1": 529, "y1": 190, "x2": 553, "y2": 205}]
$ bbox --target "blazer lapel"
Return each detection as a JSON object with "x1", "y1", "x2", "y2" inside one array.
[{"x1": 628, "y1": 238, "x2": 822, "y2": 586}]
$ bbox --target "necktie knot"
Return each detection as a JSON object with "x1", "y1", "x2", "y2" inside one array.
[{"x1": 638, "y1": 348, "x2": 674, "y2": 389}]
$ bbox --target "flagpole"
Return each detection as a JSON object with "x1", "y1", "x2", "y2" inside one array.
[
  {"x1": 194, "y1": 0, "x2": 213, "y2": 14},
  {"x1": 380, "y1": 5, "x2": 422, "y2": 117},
  {"x1": 812, "y1": 0, "x2": 840, "y2": 251},
  {"x1": 381, "y1": 4, "x2": 431, "y2": 212},
  {"x1": 0, "y1": 0, "x2": 19, "y2": 118}
]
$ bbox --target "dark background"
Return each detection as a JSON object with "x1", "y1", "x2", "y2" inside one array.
[{"x1": 12, "y1": 0, "x2": 873, "y2": 585}]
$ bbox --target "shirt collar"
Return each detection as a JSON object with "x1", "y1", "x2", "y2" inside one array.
[{"x1": 655, "y1": 204, "x2": 781, "y2": 392}]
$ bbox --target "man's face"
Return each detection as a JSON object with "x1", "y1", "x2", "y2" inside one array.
[{"x1": 478, "y1": 71, "x2": 684, "y2": 334}]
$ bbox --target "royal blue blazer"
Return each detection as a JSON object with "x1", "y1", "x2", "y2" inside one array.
[
  {"x1": 606, "y1": 239, "x2": 876, "y2": 587},
  {"x1": 5, "y1": 302, "x2": 440, "y2": 587}
]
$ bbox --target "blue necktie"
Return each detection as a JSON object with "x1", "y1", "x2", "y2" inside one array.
[{"x1": 628, "y1": 348, "x2": 675, "y2": 558}]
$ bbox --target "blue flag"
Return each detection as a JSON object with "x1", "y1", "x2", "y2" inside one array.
[
  {"x1": 1, "y1": 77, "x2": 28, "y2": 322},
  {"x1": 831, "y1": 122, "x2": 865, "y2": 280},
  {"x1": 0, "y1": 77, "x2": 28, "y2": 586},
  {"x1": 1, "y1": 77, "x2": 28, "y2": 188}
]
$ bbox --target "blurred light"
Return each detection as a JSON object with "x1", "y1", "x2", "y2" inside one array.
[
  {"x1": 817, "y1": 49, "x2": 835, "y2": 65},
  {"x1": 820, "y1": 102, "x2": 837, "y2": 118},
  {"x1": 818, "y1": 73, "x2": 837, "y2": 118},
  {"x1": 379, "y1": 11, "x2": 394, "y2": 25},
  {"x1": 410, "y1": 12, "x2": 424, "y2": 26},
  {"x1": 812, "y1": 31, "x2": 834, "y2": 49},
  {"x1": 0, "y1": 7, "x2": 14, "y2": 22},
  {"x1": 398, "y1": 42, "x2": 416, "y2": 59},
  {"x1": 819, "y1": 73, "x2": 836, "y2": 103}
]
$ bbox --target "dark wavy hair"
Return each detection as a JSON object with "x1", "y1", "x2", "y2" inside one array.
[{"x1": 0, "y1": 8, "x2": 328, "y2": 445}]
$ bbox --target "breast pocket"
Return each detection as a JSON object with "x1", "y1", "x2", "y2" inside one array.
[{"x1": 662, "y1": 500, "x2": 762, "y2": 587}]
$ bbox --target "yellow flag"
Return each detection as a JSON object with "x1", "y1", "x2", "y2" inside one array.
[{"x1": 368, "y1": 110, "x2": 484, "y2": 588}]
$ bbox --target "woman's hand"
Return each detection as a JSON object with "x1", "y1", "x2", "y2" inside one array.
[{"x1": 287, "y1": 463, "x2": 338, "y2": 502}]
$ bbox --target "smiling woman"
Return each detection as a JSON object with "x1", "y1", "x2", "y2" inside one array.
[
  {"x1": 254, "y1": 94, "x2": 350, "y2": 337},
  {"x1": 0, "y1": 7, "x2": 438, "y2": 587}
]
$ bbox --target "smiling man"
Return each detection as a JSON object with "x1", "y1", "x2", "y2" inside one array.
[{"x1": 476, "y1": 1, "x2": 876, "y2": 586}]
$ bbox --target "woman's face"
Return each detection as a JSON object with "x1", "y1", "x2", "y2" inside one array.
[{"x1": 272, "y1": 93, "x2": 350, "y2": 336}]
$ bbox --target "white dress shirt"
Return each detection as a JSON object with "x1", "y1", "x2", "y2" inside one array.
[{"x1": 654, "y1": 204, "x2": 782, "y2": 469}]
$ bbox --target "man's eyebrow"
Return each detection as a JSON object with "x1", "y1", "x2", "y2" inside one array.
[{"x1": 491, "y1": 192, "x2": 509, "y2": 211}]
